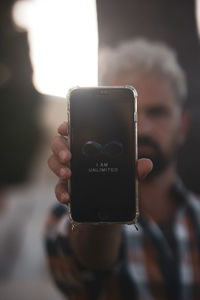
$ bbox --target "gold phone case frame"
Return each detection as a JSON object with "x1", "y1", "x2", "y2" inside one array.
[{"x1": 66, "y1": 86, "x2": 138, "y2": 228}]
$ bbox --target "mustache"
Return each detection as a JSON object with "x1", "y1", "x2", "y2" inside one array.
[{"x1": 138, "y1": 136, "x2": 160, "y2": 152}]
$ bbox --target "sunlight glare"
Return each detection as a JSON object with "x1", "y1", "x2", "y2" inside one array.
[{"x1": 13, "y1": 0, "x2": 98, "y2": 97}]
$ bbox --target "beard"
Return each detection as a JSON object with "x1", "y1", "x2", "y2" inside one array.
[{"x1": 138, "y1": 136, "x2": 179, "y2": 180}]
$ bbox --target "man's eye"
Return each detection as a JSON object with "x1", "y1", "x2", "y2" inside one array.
[{"x1": 147, "y1": 107, "x2": 170, "y2": 117}]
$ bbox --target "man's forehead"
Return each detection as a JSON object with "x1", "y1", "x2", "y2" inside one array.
[
  {"x1": 114, "y1": 73, "x2": 176, "y2": 107},
  {"x1": 136, "y1": 78, "x2": 173, "y2": 103}
]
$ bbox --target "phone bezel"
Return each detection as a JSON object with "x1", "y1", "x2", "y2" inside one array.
[{"x1": 66, "y1": 86, "x2": 138, "y2": 227}]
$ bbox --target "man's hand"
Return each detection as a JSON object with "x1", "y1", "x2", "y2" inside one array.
[{"x1": 48, "y1": 122, "x2": 153, "y2": 205}]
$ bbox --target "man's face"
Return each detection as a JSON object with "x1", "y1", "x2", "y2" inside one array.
[{"x1": 113, "y1": 74, "x2": 187, "y2": 178}]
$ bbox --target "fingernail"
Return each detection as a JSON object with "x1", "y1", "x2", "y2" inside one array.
[
  {"x1": 61, "y1": 192, "x2": 69, "y2": 202},
  {"x1": 66, "y1": 168, "x2": 71, "y2": 177},
  {"x1": 58, "y1": 122, "x2": 67, "y2": 130},
  {"x1": 59, "y1": 150, "x2": 67, "y2": 161},
  {"x1": 60, "y1": 168, "x2": 66, "y2": 178}
]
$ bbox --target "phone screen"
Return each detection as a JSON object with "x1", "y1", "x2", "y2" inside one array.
[{"x1": 69, "y1": 87, "x2": 137, "y2": 223}]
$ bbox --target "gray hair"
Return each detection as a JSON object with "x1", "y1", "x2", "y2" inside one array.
[{"x1": 99, "y1": 39, "x2": 187, "y2": 106}]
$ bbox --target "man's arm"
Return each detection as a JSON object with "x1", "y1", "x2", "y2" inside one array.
[
  {"x1": 45, "y1": 205, "x2": 124, "y2": 299},
  {"x1": 69, "y1": 223, "x2": 122, "y2": 271},
  {"x1": 48, "y1": 122, "x2": 152, "y2": 272}
]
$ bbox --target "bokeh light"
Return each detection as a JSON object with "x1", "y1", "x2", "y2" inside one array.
[{"x1": 13, "y1": 0, "x2": 98, "y2": 97}]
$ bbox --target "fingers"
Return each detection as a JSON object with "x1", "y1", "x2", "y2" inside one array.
[
  {"x1": 50, "y1": 122, "x2": 152, "y2": 206},
  {"x1": 48, "y1": 122, "x2": 72, "y2": 206},
  {"x1": 55, "y1": 179, "x2": 70, "y2": 204},
  {"x1": 58, "y1": 122, "x2": 68, "y2": 136},
  {"x1": 49, "y1": 136, "x2": 71, "y2": 205},
  {"x1": 53, "y1": 158, "x2": 153, "y2": 206},
  {"x1": 48, "y1": 155, "x2": 71, "y2": 180},
  {"x1": 50, "y1": 135, "x2": 71, "y2": 164},
  {"x1": 137, "y1": 158, "x2": 153, "y2": 180}
]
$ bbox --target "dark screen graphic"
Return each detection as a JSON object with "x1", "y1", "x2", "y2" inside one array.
[
  {"x1": 69, "y1": 88, "x2": 136, "y2": 222},
  {"x1": 82, "y1": 140, "x2": 124, "y2": 159}
]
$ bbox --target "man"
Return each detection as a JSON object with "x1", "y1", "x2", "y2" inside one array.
[{"x1": 47, "y1": 39, "x2": 200, "y2": 300}]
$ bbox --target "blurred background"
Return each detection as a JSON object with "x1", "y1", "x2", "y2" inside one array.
[{"x1": 0, "y1": 0, "x2": 200, "y2": 299}]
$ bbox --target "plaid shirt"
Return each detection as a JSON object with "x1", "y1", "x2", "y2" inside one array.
[{"x1": 45, "y1": 184, "x2": 200, "y2": 300}]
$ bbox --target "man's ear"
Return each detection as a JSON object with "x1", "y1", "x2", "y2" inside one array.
[{"x1": 179, "y1": 109, "x2": 191, "y2": 144}]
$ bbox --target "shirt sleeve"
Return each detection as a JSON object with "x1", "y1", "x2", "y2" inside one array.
[{"x1": 44, "y1": 204, "x2": 125, "y2": 299}]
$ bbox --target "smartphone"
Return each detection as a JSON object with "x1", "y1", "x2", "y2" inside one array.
[{"x1": 67, "y1": 86, "x2": 138, "y2": 225}]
